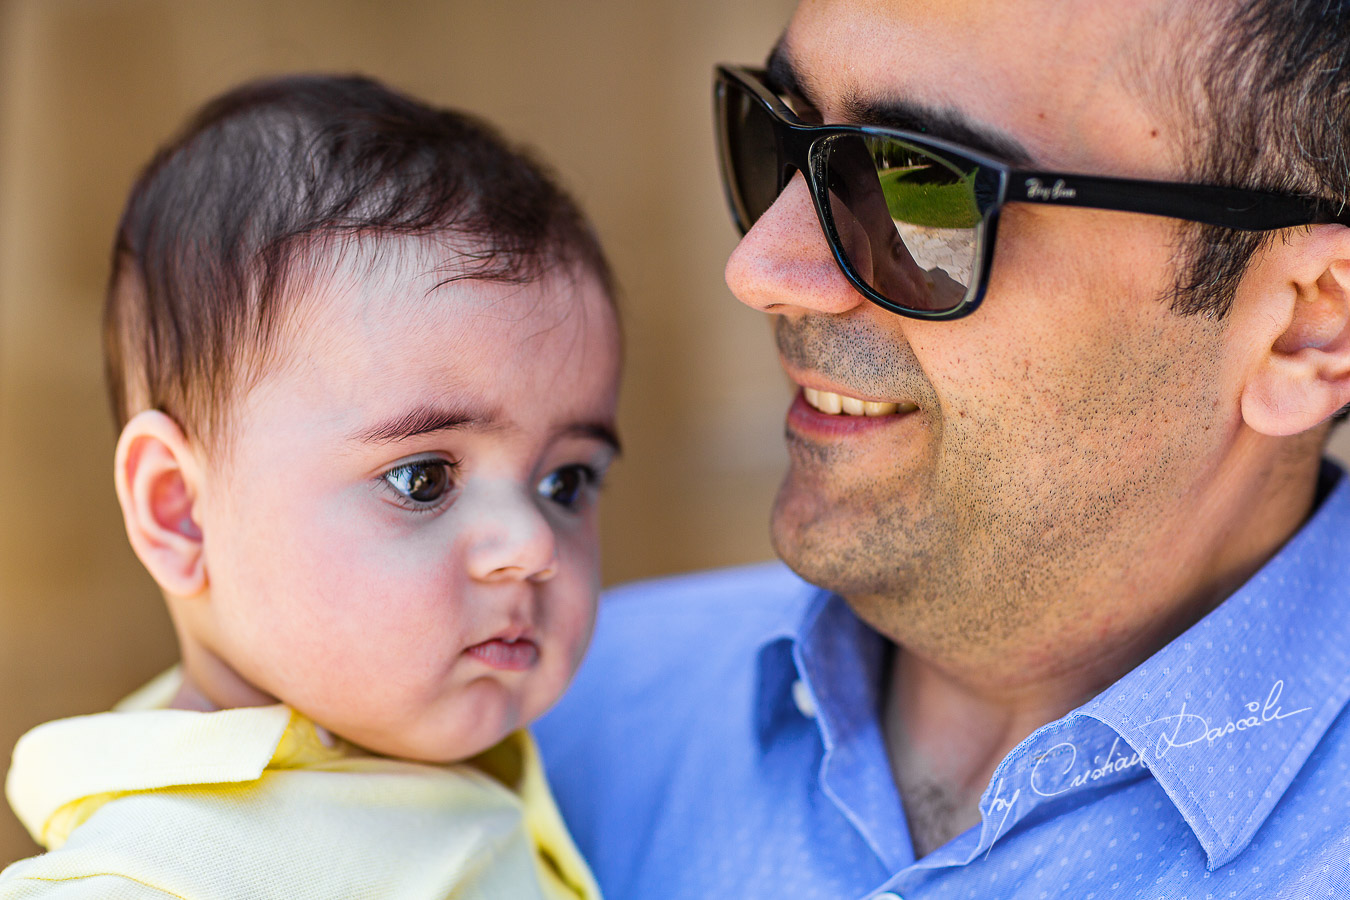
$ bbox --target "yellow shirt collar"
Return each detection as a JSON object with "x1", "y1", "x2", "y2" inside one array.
[{"x1": 5, "y1": 670, "x2": 599, "y2": 900}]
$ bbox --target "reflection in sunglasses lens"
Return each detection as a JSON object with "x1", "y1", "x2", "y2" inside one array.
[{"x1": 827, "y1": 135, "x2": 978, "y2": 312}]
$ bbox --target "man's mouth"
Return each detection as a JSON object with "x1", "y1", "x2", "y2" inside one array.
[{"x1": 802, "y1": 387, "x2": 918, "y2": 417}]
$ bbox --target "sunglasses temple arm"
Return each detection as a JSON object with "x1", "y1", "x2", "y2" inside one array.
[{"x1": 1004, "y1": 170, "x2": 1343, "y2": 231}]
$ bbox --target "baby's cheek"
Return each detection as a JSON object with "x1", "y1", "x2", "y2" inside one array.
[{"x1": 552, "y1": 578, "x2": 600, "y2": 670}]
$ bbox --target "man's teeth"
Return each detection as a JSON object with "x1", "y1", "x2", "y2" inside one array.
[{"x1": 803, "y1": 387, "x2": 916, "y2": 416}]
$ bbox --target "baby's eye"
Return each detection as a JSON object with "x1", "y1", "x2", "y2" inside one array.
[
  {"x1": 382, "y1": 460, "x2": 456, "y2": 508},
  {"x1": 537, "y1": 464, "x2": 600, "y2": 510}
]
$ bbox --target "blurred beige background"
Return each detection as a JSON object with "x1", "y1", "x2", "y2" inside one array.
[
  {"x1": 3, "y1": 0, "x2": 1350, "y2": 870},
  {"x1": 0, "y1": 0, "x2": 796, "y2": 863}
]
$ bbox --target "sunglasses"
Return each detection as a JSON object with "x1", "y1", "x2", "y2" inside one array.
[{"x1": 714, "y1": 64, "x2": 1350, "y2": 320}]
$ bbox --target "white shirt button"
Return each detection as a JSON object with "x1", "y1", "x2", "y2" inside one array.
[{"x1": 791, "y1": 678, "x2": 817, "y2": 719}]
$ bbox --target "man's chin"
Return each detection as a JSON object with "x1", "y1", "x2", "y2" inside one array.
[
  {"x1": 770, "y1": 482, "x2": 873, "y2": 597},
  {"x1": 769, "y1": 469, "x2": 939, "y2": 609}
]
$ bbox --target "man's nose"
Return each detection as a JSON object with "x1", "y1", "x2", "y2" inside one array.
[
  {"x1": 724, "y1": 171, "x2": 868, "y2": 317},
  {"x1": 464, "y1": 487, "x2": 559, "y2": 584}
]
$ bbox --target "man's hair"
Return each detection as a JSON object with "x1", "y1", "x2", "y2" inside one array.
[
  {"x1": 104, "y1": 74, "x2": 612, "y2": 451},
  {"x1": 1168, "y1": 0, "x2": 1350, "y2": 320}
]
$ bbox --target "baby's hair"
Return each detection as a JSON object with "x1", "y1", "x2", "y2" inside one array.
[{"x1": 104, "y1": 74, "x2": 612, "y2": 453}]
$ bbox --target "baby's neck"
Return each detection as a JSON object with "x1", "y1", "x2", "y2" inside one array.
[
  {"x1": 167, "y1": 673, "x2": 221, "y2": 711},
  {"x1": 169, "y1": 633, "x2": 283, "y2": 710}
]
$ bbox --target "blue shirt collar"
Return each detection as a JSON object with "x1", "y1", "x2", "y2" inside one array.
[
  {"x1": 1080, "y1": 460, "x2": 1350, "y2": 867},
  {"x1": 755, "y1": 589, "x2": 910, "y2": 869},
  {"x1": 754, "y1": 461, "x2": 1350, "y2": 873}
]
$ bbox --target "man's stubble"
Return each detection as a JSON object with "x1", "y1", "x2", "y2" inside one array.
[{"x1": 769, "y1": 308, "x2": 1229, "y2": 663}]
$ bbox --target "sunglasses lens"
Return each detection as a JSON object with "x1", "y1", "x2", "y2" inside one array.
[
  {"x1": 823, "y1": 134, "x2": 982, "y2": 313},
  {"x1": 719, "y1": 79, "x2": 783, "y2": 226},
  {"x1": 716, "y1": 69, "x2": 989, "y2": 316}
]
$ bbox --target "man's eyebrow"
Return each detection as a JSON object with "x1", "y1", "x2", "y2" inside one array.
[
  {"x1": 765, "y1": 39, "x2": 805, "y2": 100},
  {"x1": 846, "y1": 96, "x2": 1034, "y2": 165},
  {"x1": 350, "y1": 404, "x2": 497, "y2": 444},
  {"x1": 764, "y1": 41, "x2": 1034, "y2": 166}
]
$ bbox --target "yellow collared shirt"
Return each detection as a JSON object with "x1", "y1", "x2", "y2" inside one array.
[{"x1": 1, "y1": 670, "x2": 600, "y2": 899}]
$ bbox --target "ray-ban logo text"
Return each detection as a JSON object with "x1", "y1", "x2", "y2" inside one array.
[{"x1": 1025, "y1": 177, "x2": 1078, "y2": 201}]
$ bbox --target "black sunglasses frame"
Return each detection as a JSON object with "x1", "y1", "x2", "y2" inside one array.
[{"x1": 715, "y1": 64, "x2": 1350, "y2": 320}]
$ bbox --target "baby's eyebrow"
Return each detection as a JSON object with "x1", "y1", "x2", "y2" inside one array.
[
  {"x1": 351, "y1": 403, "x2": 500, "y2": 445},
  {"x1": 559, "y1": 422, "x2": 623, "y2": 456}
]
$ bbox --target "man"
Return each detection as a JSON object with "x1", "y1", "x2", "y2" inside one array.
[{"x1": 535, "y1": 0, "x2": 1350, "y2": 896}]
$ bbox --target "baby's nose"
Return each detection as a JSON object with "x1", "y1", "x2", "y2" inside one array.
[{"x1": 463, "y1": 485, "x2": 559, "y2": 583}]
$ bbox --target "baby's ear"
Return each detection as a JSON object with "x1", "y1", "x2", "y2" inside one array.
[
  {"x1": 114, "y1": 410, "x2": 208, "y2": 597},
  {"x1": 1241, "y1": 226, "x2": 1350, "y2": 436}
]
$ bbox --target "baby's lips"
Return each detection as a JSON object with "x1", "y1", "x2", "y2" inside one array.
[{"x1": 464, "y1": 637, "x2": 538, "y2": 671}]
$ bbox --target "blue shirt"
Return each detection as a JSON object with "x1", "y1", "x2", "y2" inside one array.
[{"x1": 536, "y1": 463, "x2": 1350, "y2": 899}]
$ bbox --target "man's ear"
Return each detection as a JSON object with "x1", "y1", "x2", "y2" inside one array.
[
  {"x1": 114, "y1": 409, "x2": 208, "y2": 597},
  {"x1": 1241, "y1": 226, "x2": 1350, "y2": 437}
]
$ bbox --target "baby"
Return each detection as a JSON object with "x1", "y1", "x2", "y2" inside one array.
[{"x1": 0, "y1": 75, "x2": 618, "y2": 899}]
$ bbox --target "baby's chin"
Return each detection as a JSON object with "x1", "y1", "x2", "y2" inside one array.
[
  {"x1": 395, "y1": 731, "x2": 490, "y2": 760},
  {"x1": 314, "y1": 698, "x2": 533, "y2": 765},
  {"x1": 336, "y1": 726, "x2": 516, "y2": 766}
]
